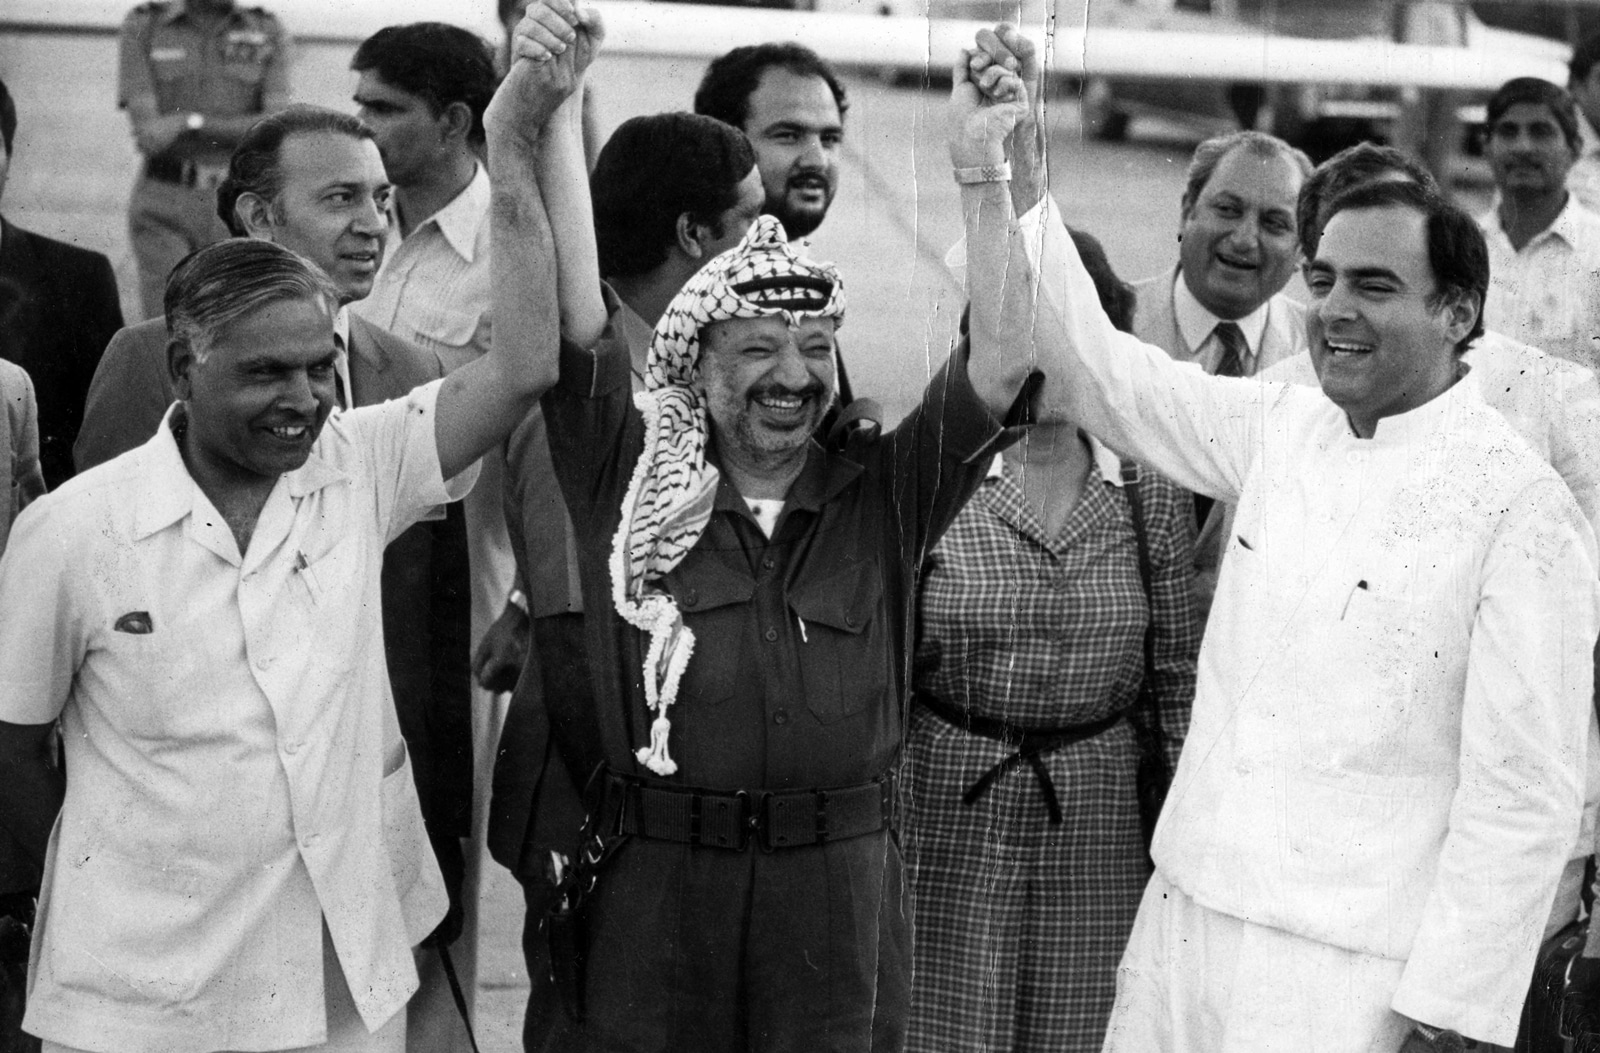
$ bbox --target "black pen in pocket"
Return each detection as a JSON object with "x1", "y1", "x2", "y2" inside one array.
[{"x1": 1339, "y1": 579, "x2": 1369, "y2": 620}]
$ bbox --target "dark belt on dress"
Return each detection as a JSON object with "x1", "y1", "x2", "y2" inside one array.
[
  {"x1": 915, "y1": 691, "x2": 1128, "y2": 825},
  {"x1": 603, "y1": 769, "x2": 895, "y2": 852}
]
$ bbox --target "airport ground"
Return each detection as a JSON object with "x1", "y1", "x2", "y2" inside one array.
[{"x1": 0, "y1": 30, "x2": 1492, "y2": 1050}]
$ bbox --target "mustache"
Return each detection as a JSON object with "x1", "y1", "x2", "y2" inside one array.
[
  {"x1": 786, "y1": 170, "x2": 832, "y2": 188},
  {"x1": 751, "y1": 381, "x2": 830, "y2": 402}
]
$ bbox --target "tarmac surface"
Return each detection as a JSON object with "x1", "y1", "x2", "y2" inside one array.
[{"x1": 0, "y1": 27, "x2": 1233, "y2": 1052}]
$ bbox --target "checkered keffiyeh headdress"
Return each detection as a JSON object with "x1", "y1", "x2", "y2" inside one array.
[{"x1": 613, "y1": 215, "x2": 845, "y2": 775}]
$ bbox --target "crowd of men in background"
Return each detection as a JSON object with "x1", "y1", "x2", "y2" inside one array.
[{"x1": 2, "y1": 0, "x2": 1600, "y2": 1050}]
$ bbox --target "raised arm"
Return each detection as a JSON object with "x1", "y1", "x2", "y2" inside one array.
[
  {"x1": 947, "y1": 47, "x2": 1033, "y2": 415},
  {"x1": 513, "y1": 0, "x2": 608, "y2": 349},
  {"x1": 963, "y1": 26, "x2": 1273, "y2": 503},
  {"x1": 432, "y1": 17, "x2": 599, "y2": 481}
]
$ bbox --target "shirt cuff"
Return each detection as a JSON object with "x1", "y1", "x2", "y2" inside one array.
[{"x1": 924, "y1": 336, "x2": 1030, "y2": 467}]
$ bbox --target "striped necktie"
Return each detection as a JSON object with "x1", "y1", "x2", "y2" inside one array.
[
  {"x1": 1212, "y1": 320, "x2": 1248, "y2": 378},
  {"x1": 333, "y1": 332, "x2": 350, "y2": 410},
  {"x1": 1195, "y1": 321, "x2": 1250, "y2": 527}
]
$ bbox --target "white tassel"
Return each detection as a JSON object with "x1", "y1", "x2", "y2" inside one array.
[{"x1": 635, "y1": 714, "x2": 679, "y2": 776}]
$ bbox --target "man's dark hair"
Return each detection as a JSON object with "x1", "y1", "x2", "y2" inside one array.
[
  {"x1": 1572, "y1": 29, "x2": 1600, "y2": 86},
  {"x1": 1180, "y1": 130, "x2": 1312, "y2": 217},
  {"x1": 0, "y1": 78, "x2": 15, "y2": 157},
  {"x1": 1320, "y1": 180, "x2": 1487, "y2": 355},
  {"x1": 693, "y1": 43, "x2": 848, "y2": 131},
  {"x1": 352, "y1": 23, "x2": 500, "y2": 146},
  {"x1": 591, "y1": 113, "x2": 757, "y2": 280},
  {"x1": 1486, "y1": 76, "x2": 1581, "y2": 154},
  {"x1": 166, "y1": 239, "x2": 338, "y2": 365},
  {"x1": 217, "y1": 106, "x2": 374, "y2": 235},
  {"x1": 1297, "y1": 142, "x2": 1437, "y2": 257},
  {"x1": 1068, "y1": 227, "x2": 1136, "y2": 334}
]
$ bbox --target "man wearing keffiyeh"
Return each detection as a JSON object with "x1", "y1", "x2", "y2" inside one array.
[{"x1": 500, "y1": 4, "x2": 1045, "y2": 1048}]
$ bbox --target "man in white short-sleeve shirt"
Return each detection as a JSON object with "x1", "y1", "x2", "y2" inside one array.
[{"x1": 0, "y1": 42, "x2": 569, "y2": 1052}]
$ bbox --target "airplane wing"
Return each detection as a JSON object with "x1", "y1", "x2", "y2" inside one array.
[
  {"x1": 591, "y1": 1, "x2": 1570, "y2": 91},
  {"x1": 0, "y1": 0, "x2": 1569, "y2": 91}
]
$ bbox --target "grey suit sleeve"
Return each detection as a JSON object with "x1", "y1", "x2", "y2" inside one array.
[{"x1": 74, "y1": 324, "x2": 175, "y2": 473}]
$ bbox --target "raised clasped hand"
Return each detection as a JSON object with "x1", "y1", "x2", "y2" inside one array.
[
  {"x1": 949, "y1": 28, "x2": 1029, "y2": 171},
  {"x1": 486, "y1": 0, "x2": 606, "y2": 139}
]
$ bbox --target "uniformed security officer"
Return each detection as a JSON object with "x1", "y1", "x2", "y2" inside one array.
[{"x1": 118, "y1": 0, "x2": 291, "y2": 319}]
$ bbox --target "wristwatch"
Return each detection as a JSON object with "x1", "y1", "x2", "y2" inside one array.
[{"x1": 1408, "y1": 1023, "x2": 1475, "y2": 1053}]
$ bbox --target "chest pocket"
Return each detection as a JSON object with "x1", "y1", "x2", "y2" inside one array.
[
  {"x1": 665, "y1": 558, "x2": 754, "y2": 709},
  {"x1": 788, "y1": 561, "x2": 888, "y2": 724},
  {"x1": 148, "y1": 37, "x2": 193, "y2": 87},
  {"x1": 413, "y1": 307, "x2": 484, "y2": 361},
  {"x1": 221, "y1": 31, "x2": 273, "y2": 79}
]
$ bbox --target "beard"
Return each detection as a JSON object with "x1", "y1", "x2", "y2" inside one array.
[{"x1": 764, "y1": 177, "x2": 834, "y2": 241}]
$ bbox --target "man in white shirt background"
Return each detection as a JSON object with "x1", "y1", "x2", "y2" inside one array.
[
  {"x1": 1478, "y1": 76, "x2": 1600, "y2": 374},
  {"x1": 350, "y1": 27, "x2": 507, "y2": 1050},
  {"x1": 1566, "y1": 32, "x2": 1600, "y2": 214}
]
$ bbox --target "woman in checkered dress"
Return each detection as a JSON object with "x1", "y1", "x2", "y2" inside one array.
[{"x1": 904, "y1": 230, "x2": 1201, "y2": 1053}]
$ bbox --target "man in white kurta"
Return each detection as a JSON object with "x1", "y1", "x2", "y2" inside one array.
[
  {"x1": 1027, "y1": 184, "x2": 1597, "y2": 1049},
  {"x1": 963, "y1": 35, "x2": 1595, "y2": 1041}
]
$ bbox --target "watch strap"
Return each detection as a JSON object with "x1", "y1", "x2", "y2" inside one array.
[{"x1": 953, "y1": 161, "x2": 1012, "y2": 185}]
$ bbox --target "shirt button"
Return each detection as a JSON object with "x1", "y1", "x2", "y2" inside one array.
[
  {"x1": 844, "y1": 614, "x2": 858, "y2": 628},
  {"x1": 303, "y1": 833, "x2": 319, "y2": 848},
  {"x1": 774, "y1": 709, "x2": 789, "y2": 725},
  {"x1": 283, "y1": 741, "x2": 299, "y2": 756},
  {"x1": 764, "y1": 628, "x2": 778, "y2": 642},
  {"x1": 762, "y1": 557, "x2": 775, "y2": 571},
  {"x1": 254, "y1": 655, "x2": 272, "y2": 671},
  {"x1": 683, "y1": 589, "x2": 698, "y2": 608}
]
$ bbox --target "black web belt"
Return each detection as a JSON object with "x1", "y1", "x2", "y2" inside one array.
[
  {"x1": 603, "y1": 770, "x2": 894, "y2": 852},
  {"x1": 915, "y1": 691, "x2": 1129, "y2": 825}
]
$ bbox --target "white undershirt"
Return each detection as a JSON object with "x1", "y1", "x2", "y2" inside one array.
[{"x1": 744, "y1": 498, "x2": 783, "y2": 538}]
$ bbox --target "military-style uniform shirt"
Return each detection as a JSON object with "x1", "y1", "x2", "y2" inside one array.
[
  {"x1": 540, "y1": 311, "x2": 1018, "y2": 1047},
  {"x1": 116, "y1": 0, "x2": 289, "y2": 165}
]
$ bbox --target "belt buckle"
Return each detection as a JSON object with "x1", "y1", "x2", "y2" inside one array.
[{"x1": 753, "y1": 791, "x2": 776, "y2": 853}]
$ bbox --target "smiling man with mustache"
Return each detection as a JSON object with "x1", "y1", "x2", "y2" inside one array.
[
  {"x1": 71, "y1": 105, "x2": 479, "y2": 1029},
  {"x1": 1129, "y1": 130, "x2": 1312, "y2": 615},
  {"x1": 1133, "y1": 130, "x2": 1312, "y2": 385},
  {"x1": 695, "y1": 43, "x2": 846, "y2": 244},
  {"x1": 1479, "y1": 77, "x2": 1600, "y2": 374}
]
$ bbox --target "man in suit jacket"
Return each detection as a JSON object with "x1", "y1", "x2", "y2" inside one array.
[
  {"x1": 0, "y1": 359, "x2": 42, "y2": 556},
  {"x1": 75, "y1": 106, "x2": 474, "y2": 962},
  {"x1": 0, "y1": 78, "x2": 125, "y2": 491},
  {"x1": 1131, "y1": 130, "x2": 1311, "y2": 612},
  {"x1": 1132, "y1": 129, "x2": 1311, "y2": 379}
]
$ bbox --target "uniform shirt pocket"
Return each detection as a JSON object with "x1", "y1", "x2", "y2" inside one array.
[
  {"x1": 787, "y1": 562, "x2": 888, "y2": 724},
  {"x1": 665, "y1": 558, "x2": 755, "y2": 708}
]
